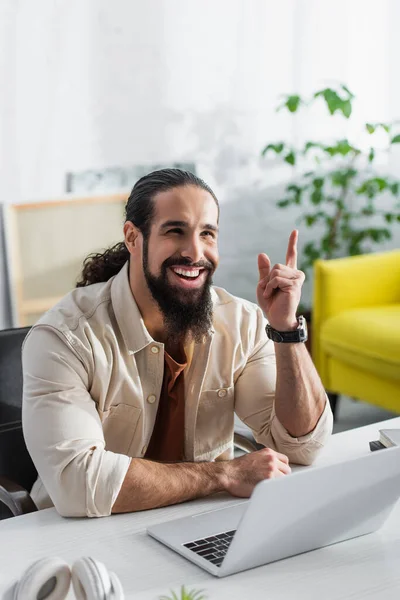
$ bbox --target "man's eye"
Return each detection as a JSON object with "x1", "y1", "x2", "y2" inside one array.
[
  {"x1": 166, "y1": 228, "x2": 183, "y2": 234},
  {"x1": 202, "y1": 231, "x2": 215, "y2": 238}
]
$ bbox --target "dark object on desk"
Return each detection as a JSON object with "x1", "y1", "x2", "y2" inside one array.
[
  {"x1": 233, "y1": 426, "x2": 264, "y2": 454},
  {"x1": 369, "y1": 430, "x2": 400, "y2": 453},
  {"x1": 369, "y1": 440, "x2": 386, "y2": 452},
  {"x1": 0, "y1": 327, "x2": 37, "y2": 519},
  {"x1": 327, "y1": 392, "x2": 339, "y2": 420}
]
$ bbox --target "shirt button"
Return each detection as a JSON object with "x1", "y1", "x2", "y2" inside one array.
[
  {"x1": 142, "y1": 445, "x2": 147, "y2": 455},
  {"x1": 147, "y1": 394, "x2": 156, "y2": 404},
  {"x1": 151, "y1": 346, "x2": 159, "y2": 354},
  {"x1": 217, "y1": 388, "x2": 227, "y2": 398}
]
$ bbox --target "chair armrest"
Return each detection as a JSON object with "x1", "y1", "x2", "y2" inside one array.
[
  {"x1": 312, "y1": 249, "x2": 400, "y2": 377},
  {"x1": 0, "y1": 476, "x2": 37, "y2": 517},
  {"x1": 313, "y1": 250, "x2": 400, "y2": 324},
  {"x1": 234, "y1": 431, "x2": 264, "y2": 454}
]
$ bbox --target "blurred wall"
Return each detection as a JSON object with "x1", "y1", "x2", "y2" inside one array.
[{"x1": 1, "y1": 0, "x2": 400, "y2": 327}]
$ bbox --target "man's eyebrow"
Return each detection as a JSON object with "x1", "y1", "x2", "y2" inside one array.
[
  {"x1": 202, "y1": 223, "x2": 219, "y2": 232},
  {"x1": 159, "y1": 220, "x2": 188, "y2": 230},
  {"x1": 159, "y1": 220, "x2": 219, "y2": 232}
]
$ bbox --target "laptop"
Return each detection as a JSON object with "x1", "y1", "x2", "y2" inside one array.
[{"x1": 147, "y1": 445, "x2": 400, "y2": 577}]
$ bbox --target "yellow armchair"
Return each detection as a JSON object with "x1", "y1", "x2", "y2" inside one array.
[{"x1": 312, "y1": 249, "x2": 400, "y2": 415}]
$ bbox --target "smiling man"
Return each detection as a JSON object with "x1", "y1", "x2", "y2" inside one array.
[{"x1": 22, "y1": 169, "x2": 333, "y2": 517}]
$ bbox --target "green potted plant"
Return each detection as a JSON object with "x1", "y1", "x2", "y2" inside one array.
[
  {"x1": 159, "y1": 586, "x2": 206, "y2": 600},
  {"x1": 261, "y1": 84, "x2": 400, "y2": 349}
]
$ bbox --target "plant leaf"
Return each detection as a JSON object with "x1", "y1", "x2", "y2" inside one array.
[
  {"x1": 356, "y1": 177, "x2": 388, "y2": 198},
  {"x1": 375, "y1": 177, "x2": 387, "y2": 190},
  {"x1": 366, "y1": 122, "x2": 391, "y2": 134},
  {"x1": 314, "y1": 88, "x2": 353, "y2": 118},
  {"x1": 303, "y1": 241, "x2": 321, "y2": 261},
  {"x1": 341, "y1": 100, "x2": 352, "y2": 118},
  {"x1": 341, "y1": 84, "x2": 355, "y2": 98},
  {"x1": 301, "y1": 211, "x2": 325, "y2": 227},
  {"x1": 368, "y1": 147, "x2": 375, "y2": 163},
  {"x1": 284, "y1": 151, "x2": 296, "y2": 166},
  {"x1": 312, "y1": 177, "x2": 324, "y2": 189},
  {"x1": 286, "y1": 95, "x2": 301, "y2": 113},
  {"x1": 277, "y1": 95, "x2": 303, "y2": 113},
  {"x1": 159, "y1": 586, "x2": 207, "y2": 600},
  {"x1": 324, "y1": 139, "x2": 359, "y2": 157},
  {"x1": 261, "y1": 142, "x2": 285, "y2": 157},
  {"x1": 330, "y1": 168, "x2": 357, "y2": 187},
  {"x1": 361, "y1": 207, "x2": 375, "y2": 216},
  {"x1": 303, "y1": 141, "x2": 324, "y2": 155},
  {"x1": 366, "y1": 227, "x2": 392, "y2": 243},
  {"x1": 310, "y1": 189, "x2": 322, "y2": 205},
  {"x1": 305, "y1": 215, "x2": 316, "y2": 226},
  {"x1": 391, "y1": 134, "x2": 400, "y2": 144}
]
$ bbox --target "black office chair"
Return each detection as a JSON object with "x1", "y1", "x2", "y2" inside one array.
[
  {"x1": 0, "y1": 327, "x2": 38, "y2": 519},
  {"x1": 233, "y1": 423, "x2": 263, "y2": 454}
]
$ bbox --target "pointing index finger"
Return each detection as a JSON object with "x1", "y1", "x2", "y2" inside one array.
[{"x1": 286, "y1": 229, "x2": 298, "y2": 269}]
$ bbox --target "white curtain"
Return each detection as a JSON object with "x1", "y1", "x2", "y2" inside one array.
[
  {"x1": 1, "y1": 0, "x2": 400, "y2": 203},
  {"x1": 1, "y1": 0, "x2": 400, "y2": 324}
]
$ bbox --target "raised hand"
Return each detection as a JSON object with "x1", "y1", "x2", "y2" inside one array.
[{"x1": 256, "y1": 230, "x2": 305, "y2": 331}]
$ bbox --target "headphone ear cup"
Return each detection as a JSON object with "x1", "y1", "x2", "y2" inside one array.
[
  {"x1": 71, "y1": 557, "x2": 111, "y2": 600},
  {"x1": 14, "y1": 557, "x2": 71, "y2": 600},
  {"x1": 109, "y1": 572, "x2": 124, "y2": 600}
]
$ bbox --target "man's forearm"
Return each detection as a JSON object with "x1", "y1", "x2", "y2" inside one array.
[
  {"x1": 274, "y1": 342, "x2": 326, "y2": 437},
  {"x1": 112, "y1": 458, "x2": 226, "y2": 513}
]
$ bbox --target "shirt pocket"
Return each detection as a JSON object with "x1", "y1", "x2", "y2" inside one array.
[
  {"x1": 101, "y1": 403, "x2": 142, "y2": 456},
  {"x1": 195, "y1": 385, "x2": 235, "y2": 455}
]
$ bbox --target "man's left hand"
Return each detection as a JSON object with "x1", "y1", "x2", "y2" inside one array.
[{"x1": 256, "y1": 230, "x2": 305, "y2": 331}]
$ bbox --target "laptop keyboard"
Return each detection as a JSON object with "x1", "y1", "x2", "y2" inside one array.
[{"x1": 183, "y1": 530, "x2": 236, "y2": 567}]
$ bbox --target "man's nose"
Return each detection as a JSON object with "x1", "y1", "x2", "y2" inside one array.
[{"x1": 180, "y1": 236, "x2": 203, "y2": 264}]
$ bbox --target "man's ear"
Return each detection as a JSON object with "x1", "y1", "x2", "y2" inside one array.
[{"x1": 123, "y1": 221, "x2": 141, "y2": 254}]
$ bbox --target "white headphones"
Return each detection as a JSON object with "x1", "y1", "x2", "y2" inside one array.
[{"x1": 10, "y1": 556, "x2": 124, "y2": 600}]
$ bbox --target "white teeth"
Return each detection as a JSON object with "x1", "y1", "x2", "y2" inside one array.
[{"x1": 173, "y1": 268, "x2": 200, "y2": 278}]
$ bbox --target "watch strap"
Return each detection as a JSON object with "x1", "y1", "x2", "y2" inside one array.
[{"x1": 266, "y1": 316, "x2": 308, "y2": 343}]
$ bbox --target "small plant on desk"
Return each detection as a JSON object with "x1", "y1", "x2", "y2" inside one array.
[{"x1": 159, "y1": 586, "x2": 206, "y2": 600}]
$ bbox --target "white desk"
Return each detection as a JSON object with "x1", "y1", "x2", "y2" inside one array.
[{"x1": 1, "y1": 417, "x2": 400, "y2": 600}]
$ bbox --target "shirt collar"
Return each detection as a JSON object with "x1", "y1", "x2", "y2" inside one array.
[{"x1": 111, "y1": 261, "x2": 154, "y2": 354}]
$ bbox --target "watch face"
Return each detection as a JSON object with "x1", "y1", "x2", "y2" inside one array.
[
  {"x1": 298, "y1": 316, "x2": 308, "y2": 341},
  {"x1": 299, "y1": 316, "x2": 308, "y2": 342}
]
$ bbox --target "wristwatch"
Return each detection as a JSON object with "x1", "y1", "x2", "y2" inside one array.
[{"x1": 266, "y1": 315, "x2": 308, "y2": 343}]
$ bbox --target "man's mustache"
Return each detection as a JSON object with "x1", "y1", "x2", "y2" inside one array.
[{"x1": 162, "y1": 256, "x2": 215, "y2": 271}]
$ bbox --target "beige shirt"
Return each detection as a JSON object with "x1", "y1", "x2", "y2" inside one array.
[{"x1": 22, "y1": 262, "x2": 333, "y2": 518}]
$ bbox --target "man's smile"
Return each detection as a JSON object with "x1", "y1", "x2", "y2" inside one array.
[{"x1": 168, "y1": 265, "x2": 208, "y2": 289}]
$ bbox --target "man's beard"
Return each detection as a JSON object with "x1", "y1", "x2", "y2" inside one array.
[{"x1": 143, "y1": 240, "x2": 215, "y2": 344}]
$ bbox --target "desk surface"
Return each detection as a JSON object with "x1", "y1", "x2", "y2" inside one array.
[{"x1": 1, "y1": 417, "x2": 400, "y2": 600}]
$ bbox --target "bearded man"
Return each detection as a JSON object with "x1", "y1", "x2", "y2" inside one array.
[{"x1": 22, "y1": 168, "x2": 332, "y2": 517}]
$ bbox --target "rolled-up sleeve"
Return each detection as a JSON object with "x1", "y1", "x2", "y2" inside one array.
[
  {"x1": 234, "y1": 308, "x2": 333, "y2": 466},
  {"x1": 22, "y1": 326, "x2": 131, "y2": 518}
]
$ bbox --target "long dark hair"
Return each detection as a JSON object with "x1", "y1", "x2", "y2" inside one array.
[{"x1": 76, "y1": 168, "x2": 219, "y2": 287}]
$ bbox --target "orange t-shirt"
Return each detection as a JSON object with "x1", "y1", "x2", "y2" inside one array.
[{"x1": 145, "y1": 351, "x2": 187, "y2": 462}]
